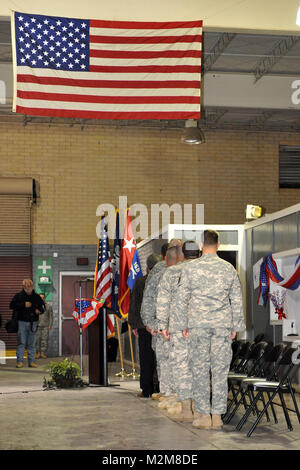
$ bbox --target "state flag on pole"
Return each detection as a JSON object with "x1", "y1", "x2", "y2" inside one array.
[
  {"x1": 127, "y1": 249, "x2": 143, "y2": 291},
  {"x1": 11, "y1": 11, "x2": 202, "y2": 120},
  {"x1": 94, "y1": 214, "x2": 115, "y2": 337},
  {"x1": 118, "y1": 209, "x2": 141, "y2": 318}
]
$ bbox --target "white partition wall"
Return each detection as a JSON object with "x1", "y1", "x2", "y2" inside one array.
[{"x1": 244, "y1": 203, "x2": 300, "y2": 386}]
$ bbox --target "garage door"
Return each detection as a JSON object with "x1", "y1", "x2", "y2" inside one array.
[
  {"x1": 0, "y1": 256, "x2": 32, "y2": 350},
  {"x1": 0, "y1": 177, "x2": 34, "y2": 353}
]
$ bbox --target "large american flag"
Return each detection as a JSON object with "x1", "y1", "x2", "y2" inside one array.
[
  {"x1": 94, "y1": 215, "x2": 114, "y2": 337},
  {"x1": 12, "y1": 11, "x2": 202, "y2": 120}
]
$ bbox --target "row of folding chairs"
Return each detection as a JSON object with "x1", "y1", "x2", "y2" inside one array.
[{"x1": 224, "y1": 336, "x2": 300, "y2": 437}]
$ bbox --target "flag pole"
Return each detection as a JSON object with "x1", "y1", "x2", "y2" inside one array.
[
  {"x1": 115, "y1": 317, "x2": 127, "y2": 378},
  {"x1": 102, "y1": 306, "x2": 108, "y2": 386},
  {"x1": 78, "y1": 280, "x2": 83, "y2": 378},
  {"x1": 126, "y1": 323, "x2": 139, "y2": 380}
]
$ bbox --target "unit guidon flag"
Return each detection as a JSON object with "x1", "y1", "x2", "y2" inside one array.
[{"x1": 11, "y1": 11, "x2": 202, "y2": 120}]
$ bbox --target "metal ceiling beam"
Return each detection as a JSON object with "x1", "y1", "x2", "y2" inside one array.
[
  {"x1": 203, "y1": 108, "x2": 228, "y2": 125},
  {"x1": 247, "y1": 111, "x2": 274, "y2": 128},
  {"x1": 253, "y1": 36, "x2": 300, "y2": 82},
  {"x1": 203, "y1": 32, "x2": 236, "y2": 74}
]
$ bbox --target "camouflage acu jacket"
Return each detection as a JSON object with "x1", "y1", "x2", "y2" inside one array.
[
  {"x1": 157, "y1": 260, "x2": 191, "y2": 333},
  {"x1": 140, "y1": 260, "x2": 167, "y2": 331},
  {"x1": 175, "y1": 253, "x2": 245, "y2": 332},
  {"x1": 38, "y1": 302, "x2": 53, "y2": 328}
]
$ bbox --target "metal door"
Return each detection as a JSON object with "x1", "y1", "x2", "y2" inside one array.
[{"x1": 59, "y1": 272, "x2": 94, "y2": 356}]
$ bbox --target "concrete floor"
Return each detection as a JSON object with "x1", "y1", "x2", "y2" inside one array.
[{"x1": 1, "y1": 357, "x2": 300, "y2": 451}]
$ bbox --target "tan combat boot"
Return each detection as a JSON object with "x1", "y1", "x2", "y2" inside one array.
[
  {"x1": 170, "y1": 399, "x2": 194, "y2": 422},
  {"x1": 157, "y1": 395, "x2": 177, "y2": 409},
  {"x1": 167, "y1": 401, "x2": 182, "y2": 416},
  {"x1": 151, "y1": 392, "x2": 162, "y2": 401},
  {"x1": 211, "y1": 414, "x2": 223, "y2": 430},
  {"x1": 192, "y1": 412, "x2": 212, "y2": 429}
]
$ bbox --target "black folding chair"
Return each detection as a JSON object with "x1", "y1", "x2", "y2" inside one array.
[
  {"x1": 224, "y1": 342, "x2": 284, "y2": 424},
  {"x1": 227, "y1": 341, "x2": 256, "y2": 411},
  {"x1": 254, "y1": 333, "x2": 265, "y2": 344},
  {"x1": 229, "y1": 341, "x2": 253, "y2": 374},
  {"x1": 236, "y1": 346, "x2": 300, "y2": 437},
  {"x1": 230, "y1": 340, "x2": 243, "y2": 370},
  {"x1": 225, "y1": 341, "x2": 271, "y2": 421}
]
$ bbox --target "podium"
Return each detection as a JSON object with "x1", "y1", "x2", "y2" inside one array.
[{"x1": 88, "y1": 307, "x2": 108, "y2": 386}]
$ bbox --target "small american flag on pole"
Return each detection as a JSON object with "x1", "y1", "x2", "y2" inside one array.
[{"x1": 11, "y1": 11, "x2": 202, "y2": 120}]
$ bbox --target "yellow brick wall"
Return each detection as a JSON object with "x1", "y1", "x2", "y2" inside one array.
[{"x1": 0, "y1": 121, "x2": 300, "y2": 245}]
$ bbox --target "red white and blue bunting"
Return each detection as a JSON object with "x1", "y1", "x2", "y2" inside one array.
[{"x1": 257, "y1": 253, "x2": 300, "y2": 311}]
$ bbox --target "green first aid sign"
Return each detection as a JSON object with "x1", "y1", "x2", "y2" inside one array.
[{"x1": 36, "y1": 257, "x2": 53, "y2": 301}]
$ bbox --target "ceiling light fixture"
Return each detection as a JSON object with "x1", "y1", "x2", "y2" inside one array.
[{"x1": 181, "y1": 119, "x2": 205, "y2": 145}]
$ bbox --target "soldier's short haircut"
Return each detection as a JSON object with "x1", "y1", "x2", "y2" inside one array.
[
  {"x1": 161, "y1": 243, "x2": 169, "y2": 258},
  {"x1": 146, "y1": 253, "x2": 161, "y2": 271},
  {"x1": 166, "y1": 245, "x2": 179, "y2": 261},
  {"x1": 182, "y1": 240, "x2": 200, "y2": 259},
  {"x1": 168, "y1": 238, "x2": 183, "y2": 248},
  {"x1": 203, "y1": 229, "x2": 219, "y2": 246}
]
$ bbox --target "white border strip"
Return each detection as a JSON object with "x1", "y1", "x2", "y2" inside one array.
[{"x1": 10, "y1": 10, "x2": 17, "y2": 112}]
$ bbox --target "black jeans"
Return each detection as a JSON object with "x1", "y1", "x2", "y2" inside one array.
[{"x1": 138, "y1": 328, "x2": 159, "y2": 396}]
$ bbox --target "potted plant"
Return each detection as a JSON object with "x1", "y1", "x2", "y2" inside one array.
[{"x1": 43, "y1": 358, "x2": 87, "y2": 388}]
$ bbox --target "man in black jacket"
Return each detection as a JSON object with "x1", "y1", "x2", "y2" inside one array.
[{"x1": 10, "y1": 279, "x2": 44, "y2": 368}]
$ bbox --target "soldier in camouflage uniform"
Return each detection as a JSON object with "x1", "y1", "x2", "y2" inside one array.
[
  {"x1": 175, "y1": 230, "x2": 245, "y2": 430},
  {"x1": 157, "y1": 241, "x2": 200, "y2": 421},
  {"x1": 35, "y1": 293, "x2": 53, "y2": 358},
  {"x1": 140, "y1": 242, "x2": 182, "y2": 403}
]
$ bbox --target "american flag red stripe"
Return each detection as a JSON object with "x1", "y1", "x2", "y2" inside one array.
[
  {"x1": 89, "y1": 65, "x2": 201, "y2": 73},
  {"x1": 12, "y1": 12, "x2": 202, "y2": 120},
  {"x1": 94, "y1": 216, "x2": 113, "y2": 308},
  {"x1": 15, "y1": 106, "x2": 197, "y2": 120},
  {"x1": 17, "y1": 91, "x2": 200, "y2": 104},
  {"x1": 94, "y1": 263, "x2": 112, "y2": 307},
  {"x1": 107, "y1": 314, "x2": 115, "y2": 339},
  {"x1": 89, "y1": 34, "x2": 202, "y2": 44},
  {"x1": 89, "y1": 50, "x2": 202, "y2": 59},
  {"x1": 89, "y1": 19, "x2": 203, "y2": 29}
]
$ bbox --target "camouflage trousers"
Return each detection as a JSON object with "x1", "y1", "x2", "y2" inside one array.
[
  {"x1": 189, "y1": 327, "x2": 232, "y2": 415},
  {"x1": 170, "y1": 332, "x2": 192, "y2": 401},
  {"x1": 152, "y1": 334, "x2": 175, "y2": 396},
  {"x1": 35, "y1": 326, "x2": 49, "y2": 353}
]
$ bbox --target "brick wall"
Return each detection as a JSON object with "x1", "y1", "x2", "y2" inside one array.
[{"x1": 1, "y1": 121, "x2": 299, "y2": 246}]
